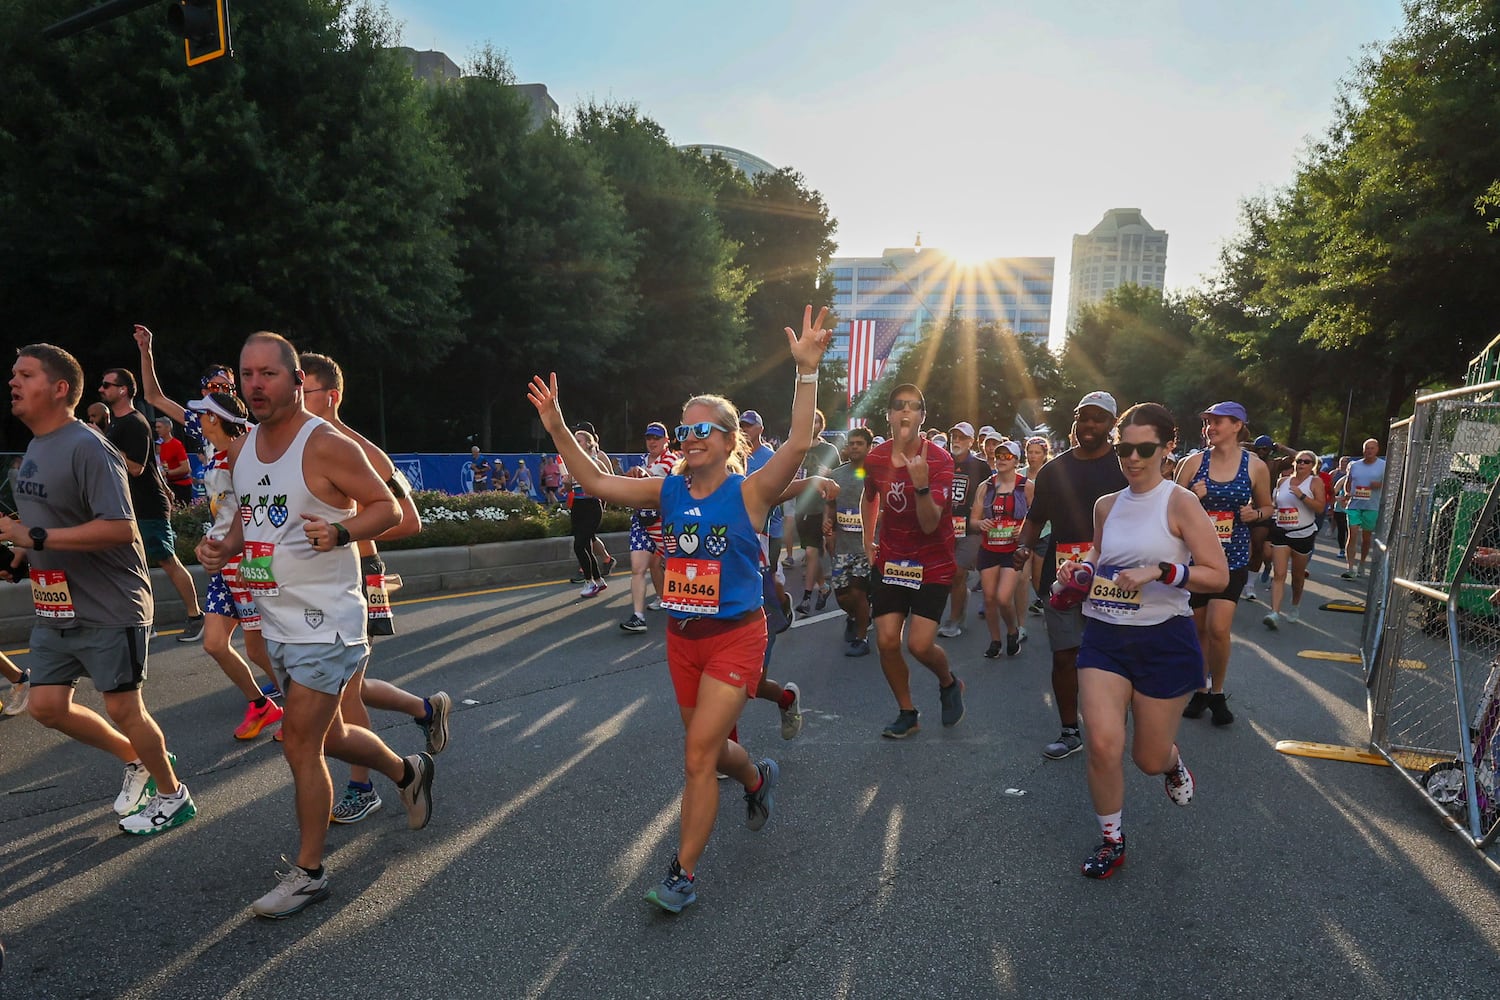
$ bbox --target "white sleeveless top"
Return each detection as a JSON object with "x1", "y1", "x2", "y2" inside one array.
[
  {"x1": 1084, "y1": 478, "x2": 1192, "y2": 626},
  {"x1": 234, "y1": 416, "x2": 364, "y2": 645},
  {"x1": 1273, "y1": 475, "x2": 1319, "y2": 536}
]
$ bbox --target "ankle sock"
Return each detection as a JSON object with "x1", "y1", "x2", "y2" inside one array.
[
  {"x1": 299, "y1": 863, "x2": 325, "y2": 880},
  {"x1": 398, "y1": 758, "x2": 415, "y2": 788},
  {"x1": 777, "y1": 690, "x2": 795, "y2": 711},
  {"x1": 252, "y1": 697, "x2": 268, "y2": 709},
  {"x1": 421, "y1": 697, "x2": 434, "y2": 721},
  {"x1": 348, "y1": 780, "x2": 374, "y2": 793},
  {"x1": 1097, "y1": 810, "x2": 1123, "y2": 842}
]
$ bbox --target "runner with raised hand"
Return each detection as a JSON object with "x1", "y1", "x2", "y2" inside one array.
[{"x1": 527, "y1": 305, "x2": 831, "y2": 914}]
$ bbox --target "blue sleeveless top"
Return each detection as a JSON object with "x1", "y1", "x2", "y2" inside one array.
[
  {"x1": 1193, "y1": 449, "x2": 1252, "y2": 569},
  {"x1": 659, "y1": 473, "x2": 763, "y2": 620}
]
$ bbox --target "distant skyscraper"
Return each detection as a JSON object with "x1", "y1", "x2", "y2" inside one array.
[
  {"x1": 827, "y1": 247, "x2": 1055, "y2": 384},
  {"x1": 1066, "y1": 209, "x2": 1169, "y2": 332}
]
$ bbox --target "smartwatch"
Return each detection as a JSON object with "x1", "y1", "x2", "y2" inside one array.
[
  {"x1": 333, "y1": 523, "x2": 352, "y2": 548},
  {"x1": 29, "y1": 526, "x2": 47, "y2": 551},
  {"x1": 915, "y1": 486, "x2": 931, "y2": 496}
]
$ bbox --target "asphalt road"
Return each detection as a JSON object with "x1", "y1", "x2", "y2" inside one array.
[{"x1": 1, "y1": 545, "x2": 1497, "y2": 999}]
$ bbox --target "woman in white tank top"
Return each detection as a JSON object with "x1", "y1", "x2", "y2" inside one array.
[
  {"x1": 1263, "y1": 449, "x2": 1326, "y2": 629},
  {"x1": 1056, "y1": 403, "x2": 1229, "y2": 880}
]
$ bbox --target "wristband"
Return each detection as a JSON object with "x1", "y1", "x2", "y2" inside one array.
[
  {"x1": 915, "y1": 486, "x2": 930, "y2": 496},
  {"x1": 796, "y1": 372, "x2": 818, "y2": 384},
  {"x1": 1157, "y1": 562, "x2": 1191, "y2": 588},
  {"x1": 333, "y1": 522, "x2": 352, "y2": 547}
]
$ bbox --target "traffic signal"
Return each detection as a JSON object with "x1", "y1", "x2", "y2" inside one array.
[{"x1": 166, "y1": 0, "x2": 230, "y2": 66}]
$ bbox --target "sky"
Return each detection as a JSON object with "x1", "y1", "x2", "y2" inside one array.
[{"x1": 385, "y1": 0, "x2": 1407, "y2": 345}]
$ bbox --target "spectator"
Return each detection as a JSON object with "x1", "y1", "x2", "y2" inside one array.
[
  {"x1": 86, "y1": 402, "x2": 111, "y2": 432},
  {"x1": 469, "y1": 446, "x2": 492, "y2": 492},
  {"x1": 541, "y1": 455, "x2": 562, "y2": 504},
  {"x1": 492, "y1": 458, "x2": 508, "y2": 492},
  {"x1": 155, "y1": 416, "x2": 194, "y2": 507},
  {"x1": 510, "y1": 460, "x2": 534, "y2": 498}
]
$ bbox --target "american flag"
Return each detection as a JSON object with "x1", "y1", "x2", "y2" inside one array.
[{"x1": 847, "y1": 318, "x2": 902, "y2": 406}]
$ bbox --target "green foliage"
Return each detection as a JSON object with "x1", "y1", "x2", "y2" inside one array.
[{"x1": 854, "y1": 314, "x2": 1060, "y2": 435}]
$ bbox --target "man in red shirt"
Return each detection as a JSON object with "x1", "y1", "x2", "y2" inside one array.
[
  {"x1": 154, "y1": 416, "x2": 194, "y2": 507},
  {"x1": 861, "y1": 383, "x2": 965, "y2": 738}
]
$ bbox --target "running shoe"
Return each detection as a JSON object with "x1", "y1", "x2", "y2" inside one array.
[
  {"x1": 815, "y1": 587, "x2": 830, "y2": 612},
  {"x1": 1262, "y1": 611, "x2": 1280, "y2": 630},
  {"x1": 1284, "y1": 606, "x2": 1301, "y2": 623},
  {"x1": 118, "y1": 786, "x2": 197, "y2": 835},
  {"x1": 645, "y1": 857, "x2": 696, "y2": 913},
  {"x1": 177, "y1": 615, "x2": 206, "y2": 643},
  {"x1": 843, "y1": 615, "x2": 857, "y2": 643},
  {"x1": 1207, "y1": 692, "x2": 1235, "y2": 727},
  {"x1": 882, "y1": 709, "x2": 920, "y2": 739},
  {"x1": 570, "y1": 572, "x2": 587, "y2": 584},
  {"x1": 1006, "y1": 632, "x2": 1021, "y2": 657},
  {"x1": 419, "y1": 692, "x2": 452, "y2": 755},
  {"x1": 1028, "y1": 599, "x2": 1043, "y2": 616},
  {"x1": 845, "y1": 638, "x2": 870, "y2": 657},
  {"x1": 398, "y1": 752, "x2": 436, "y2": 829},
  {"x1": 939, "y1": 676, "x2": 965, "y2": 728},
  {"x1": 1339, "y1": 569, "x2": 1357, "y2": 580},
  {"x1": 1356, "y1": 565, "x2": 1365, "y2": 578},
  {"x1": 580, "y1": 582, "x2": 606, "y2": 598},
  {"x1": 936, "y1": 621, "x2": 963, "y2": 638},
  {"x1": 330, "y1": 784, "x2": 383, "y2": 824},
  {"x1": 601, "y1": 556, "x2": 617, "y2": 577},
  {"x1": 115, "y1": 760, "x2": 156, "y2": 816},
  {"x1": 795, "y1": 594, "x2": 812, "y2": 617},
  {"x1": 252, "y1": 858, "x2": 331, "y2": 919},
  {"x1": 779, "y1": 682, "x2": 803, "y2": 740},
  {"x1": 3, "y1": 678, "x2": 29, "y2": 716},
  {"x1": 620, "y1": 613, "x2": 648, "y2": 633},
  {"x1": 1259, "y1": 568, "x2": 1272, "y2": 586},
  {"x1": 744, "y1": 759, "x2": 779, "y2": 831},
  {"x1": 983, "y1": 640, "x2": 1002, "y2": 659},
  {"x1": 647, "y1": 597, "x2": 663, "y2": 611},
  {"x1": 1081, "y1": 838, "x2": 1126, "y2": 879},
  {"x1": 234, "y1": 699, "x2": 284, "y2": 740},
  {"x1": 1182, "y1": 691, "x2": 1209, "y2": 719},
  {"x1": 1043, "y1": 730, "x2": 1083, "y2": 760},
  {"x1": 1164, "y1": 752, "x2": 1195, "y2": 806},
  {"x1": 1242, "y1": 584, "x2": 1257, "y2": 602}
]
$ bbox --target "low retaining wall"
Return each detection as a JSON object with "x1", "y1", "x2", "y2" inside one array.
[{"x1": 0, "y1": 532, "x2": 630, "y2": 646}]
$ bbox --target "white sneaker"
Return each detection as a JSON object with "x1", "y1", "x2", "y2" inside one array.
[
  {"x1": 253, "y1": 858, "x2": 331, "y2": 919},
  {"x1": 118, "y1": 786, "x2": 197, "y2": 835},
  {"x1": 1242, "y1": 585, "x2": 1257, "y2": 602},
  {"x1": 936, "y1": 621, "x2": 963, "y2": 638},
  {"x1": 779, "y1": 682, "x2": 804, "y2": 740},
  {"x1": 647, "y1": 597, "x2": 663, "y2": 611},
  {"x1": 1262, "y1": 611, "x2": 1280, "y2": 630},
  {"x1": 114, "y1": 762, "x2": 153, "y2": 816},
  {"x1": 3, "y1": 679, "x2": 28, "y2": 716},
  {"x1": 1284, "y1": 606, "x2": 1301, "y2": 623}
]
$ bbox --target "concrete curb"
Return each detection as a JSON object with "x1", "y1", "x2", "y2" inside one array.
[{"x1": 0, "y1": 531, "x2": 631, "y2": 646}]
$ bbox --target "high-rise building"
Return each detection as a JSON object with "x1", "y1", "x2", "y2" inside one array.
[
  {"x1": 391, "y1": 48, "x2": 558, "y2": 130},
  {"x1": 677, "y1": 145, "x2": 776, "y2": 179},
  {"x1": 826, "y1": 247, "x2": 1054, "y2": 369},
  {"x1": 1066, "y1": 209, "x2": 1169, "y2": 332}
]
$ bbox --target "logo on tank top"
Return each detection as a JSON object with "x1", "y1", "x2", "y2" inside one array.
[
  {"x1": 676, "y1": 525, "x2": 700, "y2": 555},
  {"x1": 887, "y1": 480, "x2": 909, "y2": 513},
  {"x1": 267, "y1": 495, "x2": 289, "y2": 527},
  {"x1": 702, "y1": 526, "x2": 729, "y2": 557},
  {"x1": 304, "y1": 609, "x2": 325, "y2": 629}
]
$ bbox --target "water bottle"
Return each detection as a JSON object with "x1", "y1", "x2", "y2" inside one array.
[{"x1": 1049, "y1": 563, "x2": 1095, "y2": 611}]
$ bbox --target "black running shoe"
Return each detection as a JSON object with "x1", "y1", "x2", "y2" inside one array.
[
  {"x1": 1182, "y1": 691, "x2": 1209, "y2": 719},
  {"x1": 1006, "y1": 632, "x2": 1021, "y2": 657},
  {"x1": 983, "y1": 640, "x2": 1002, "y2": 659},
  {"x1": 1081, "y1": 838, "x2": 1125, "y2": 879}
]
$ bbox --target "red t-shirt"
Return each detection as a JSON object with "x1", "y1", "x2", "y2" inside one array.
[
  {"x1": 158, "y1": 436, "x2": 192, "y2": 487},
  {"x1": 862, "y1": 439, "x2": 957, "y2": 585}
]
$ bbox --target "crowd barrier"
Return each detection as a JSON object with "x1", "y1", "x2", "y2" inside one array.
[
  {"x1": 1364, "y1": 381, "x2": 1500, "y2": 866},
  {"x1": 361, "y1": 453, "x2": 645, "y2": 499}
]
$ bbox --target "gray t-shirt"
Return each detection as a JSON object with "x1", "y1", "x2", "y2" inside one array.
[
  {"x1": 1346, "y1": 457, "x2": 1386, "y2": 511},
  {"x1": 795, "y1": 440, "x2": 843, "y2": 516},
  {"x1": 827, "y1": 462, "x2": 868, "y2": 556},
  {"x1": 14, "y1": 420, "x2": 152, "y2": 628}
]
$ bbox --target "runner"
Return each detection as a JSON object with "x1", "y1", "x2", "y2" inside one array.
[
  {"x1": 189, "y1": 391, "x2": 284, "y2": 739},
  {"x1": 861, "y1": 383, "x2": 966, "y2": 739},
  {"x1": 792, "y1": 410, "x2": 841, "y2": 617},
  {"x1": 563, "y1": 424, "x2": 614, "y2": 596},
  {"x1": 1021, "y1": 435, "x2": 1053, "y2": 617},
  {"x1": 826, "y1": 428, "x2": 874, "y2": 656},
  {"x1": 1263, "y1": 450, "x2": 1325, "y2": 629},
  {"x1": 973, "y1": 440, "x2": 1033, "y2": 658},
  {"x1": 299, "y1": 353, "x2": 451, "y2": 826},
  {"x1": 1066, "y1": 402, "x2": 1228, "y2": 878},
  {"x1": 1341, "y1": 438, "x2": 1386, "y2": 579},
  {"x1": 2, "y1": 343, "x2": 195, "y2": 835},
  {"x1": 197, "y1": 332, "x2": 434, "y2": 919},
  {"x1": 621, "y1": 422, "x2": 678, "y2": 633},
  {"x1": 1245, "y1": 434, "x2": 1293, "y2": 600},
  {"x1": 527, "y1": 304, "x2": 831, "y2": 914},
  {"x1": 1174, "y1": 401, "x2": 1273, "y2": 726},
  {"x1": 937, "y1": 421, "x2": 992, "y2": 639},
  {"x1": 1015, "y1": 391, "x2": 1127, "y2": 759}
]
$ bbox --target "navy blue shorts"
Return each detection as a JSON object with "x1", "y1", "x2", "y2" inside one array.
[
  {"x1": 976, "y1": 549, "x2": 1016, "y2": 572},
  {"x1": 1076, "y1": 615, "x2": 1205, "y2": 699}
]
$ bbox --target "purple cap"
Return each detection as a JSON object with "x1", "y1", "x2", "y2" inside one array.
[
  {"x1": 644, "y1": 422, "x2": 667, "y2": 438},
  {"x1": 739, "y1": 410, "x2": 764, "y2": 427},
  {"x1": 1200, "y1": 401, "x2": 1248, "y2": 423}
]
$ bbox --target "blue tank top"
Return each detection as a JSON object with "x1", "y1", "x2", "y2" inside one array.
[
  {"x1": 1193, "y1": 449, "x2": 1252, "y2": 569},
  {"x1": 659, "y1": 473, "x2": 763, "y2": 620}
]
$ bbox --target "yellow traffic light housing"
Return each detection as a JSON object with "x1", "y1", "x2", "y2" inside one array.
[{"x1": 166, "y1": 0, "x2": 230, "y2": 66}]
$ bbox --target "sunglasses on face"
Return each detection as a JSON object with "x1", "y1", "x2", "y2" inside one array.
[
  {"x1": 675, "y1": 422, "x2": 732, "y2": 442},
  {"x1": 888, "y1": 400, "x2": 923, "y2": 412},
  {"x1": 1296, "y1": 458, "x2": 1315, "y2": 464},
  {"x1": 1113, "y1": 442, "x2": 1164, "y2": 459},
  {"x1": 99, "y1": 381, "x2": 121, "y2": 389},
  {"x1": 204, "y1": 382, "x2": 234, "y2": 393}
]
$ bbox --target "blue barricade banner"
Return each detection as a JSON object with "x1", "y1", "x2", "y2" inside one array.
[{"x1": 388, "y1": 453, "x2": 648, "y2": 499}]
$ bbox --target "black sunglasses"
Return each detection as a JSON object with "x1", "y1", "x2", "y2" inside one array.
[
  {"x1": 1296, "y1": 458, "x2": 1315, "y2": 464},
  {"x1": 675, "y1": 421, "x2": 732, "y2": 442},
  {"x1": 1113, "y1": 442, "x2": 1164, "y2": 459},
  {"x1": 99, "y1": 381, "x2": 121, "y2": 388},
  {"x1": 888, "y1": 399, "x2": 924, "y2": 412}
]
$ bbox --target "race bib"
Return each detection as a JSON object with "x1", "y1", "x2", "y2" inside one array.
[
  {"x1": 1088, "y1": 567, "x2": 1142, "y2": 618},
  {"x1": 1354, "y1": 485, "x2": 1372, "y2": 500},
  {"x1": 882, "y1": 560, "x2": 924, "y2": 590},
  {"x1": 239, "y1": 540, "x2": 280, "y2": 596},
  {"x1": 1056, "y1": 542, "x2": 1091, "y2": 561},
  {"x1": 985, "y1": 519, "x2": 1022, "y2": 551},
  {"x1": 837, "y1": 509, "x2": 863, "y2": 532},
  {"x1": 364, "y1": 572, "x2": 393, "y2": 621},
  {"x1": 662, "y1": 557, "x2": 721, "y2": 615},
  {"x1": 29, "y1": 568, "x2": 75, "y2": 620},
  {"x1": 951, "y1": 516, "x2": 967, "y2": 538},
  {"x1": 1276, "y1": 507, "x2": 1300, "y2": 526},
  {"x1": 1211, "y1": 511, "x2": 1235, "y2": 542}
]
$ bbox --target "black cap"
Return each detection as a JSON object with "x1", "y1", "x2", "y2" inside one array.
[{"x1": 573, "y1": 421, "x2": 597, "y2": 436}]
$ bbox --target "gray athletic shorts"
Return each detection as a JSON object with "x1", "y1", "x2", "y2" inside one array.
[
  {"x1": 953, "y1": 533, "x2": 981, "y2": 572},
  {"x1": 30, "y1": 625, "x2": 148, "y2": 693},
  {"x1": 267, "y1": 638, "x2": 370, "y2": 697},
  {"x1": 1043, "y1": 602, "x2": 1085, "y2": 652}
]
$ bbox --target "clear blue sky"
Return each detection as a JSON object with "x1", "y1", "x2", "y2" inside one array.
[{"x1": 387, "y1": 0, "x2": 1406, "y2": 342}]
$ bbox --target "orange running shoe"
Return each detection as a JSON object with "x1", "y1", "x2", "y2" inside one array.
[{"x1": 234, "y1": 699, "x2": 285, "y2": 740}]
